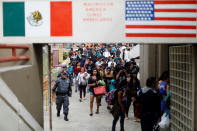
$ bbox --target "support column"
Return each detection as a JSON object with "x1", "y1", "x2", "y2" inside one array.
[{"x1": 47, "y1": 45, "x2": 52, "y2": 131}]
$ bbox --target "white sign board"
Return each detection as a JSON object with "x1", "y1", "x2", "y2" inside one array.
[{"x1": 0, "y1": 0, "x2": 196, "y2": 44}]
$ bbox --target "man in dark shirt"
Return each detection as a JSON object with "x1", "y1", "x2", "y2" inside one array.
[
  {"x1": 91, "y1": 52, "x2": 97, "y2": 64},
  {"x1": 80, "y1": 55, "x2": 86, "y2": 67},
  {"x1": 53, "y1": 72, "x2": 72, "y2": 121},
  {"x1": 85, "y1": 59, "x2": 95, "y2": 74},
  {"x1": 138, "y1": 77, "x2": 162, "y2": 131}
]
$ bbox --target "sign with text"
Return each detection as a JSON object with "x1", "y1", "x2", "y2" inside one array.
[{"x1": 0, "y1": 0, "x2": 197, "y2": 44}]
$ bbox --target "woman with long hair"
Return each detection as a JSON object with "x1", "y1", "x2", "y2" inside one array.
[
  {"x1": 88, "y1": 68, "x2": 101, "y2": 116},
  {"x1": 130, "y1": 70, "x2": 141, "y2": 121},
  {"x1": 104, "y1": 67, "x2": 114, "y2": 110},
  {"x1": 111, "y1": 79, "x2": 127, "y2": 131},
  {"x1": 77, "y1": 67, "x2": 90, "y2": 102}
]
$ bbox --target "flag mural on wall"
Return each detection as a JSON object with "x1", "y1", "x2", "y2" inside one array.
[
  {"x1": 3, "y1": 1, "x2": 72, "y2": 37},
  {"x1": 125, "y1": 0, "x2": 197, "y2": 37}
]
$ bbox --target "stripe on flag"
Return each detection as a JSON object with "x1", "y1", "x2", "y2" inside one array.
[
  {"x1": 3, "y1": 2, "x2": 25, "y2": 36},
  {"x1": 50, "y1": 1, "x2": 72, "y2": 36},
  {"x1": 125, "y1": 0, "x2": 197, "y2": 38},
  {"x1": 25, "y1": 1, "x2": 50, "y2": 37}
]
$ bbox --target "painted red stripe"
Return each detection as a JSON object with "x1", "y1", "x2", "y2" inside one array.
[
  {"x1": 126, "y1": 33, "x2": 196, "y2": 37},
  {"x1": 155, "y1": 9, "x2": 197, "y2": 12},
  {"x1": 155, "y1": 1, "x2": 197, "y2": 4},
  {"x1": 51, "y1": 2, "x2": 72, "y2": 36},
  {"x1": 125, "y1": 25, "x2": 196, "y2": 29},
  {"x1": 155, "y1": 17, "x2": 196, "y2": 21}
]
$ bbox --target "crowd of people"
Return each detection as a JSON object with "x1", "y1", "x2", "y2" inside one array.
[{"x1": 52, "y1": 44, "x2": 170, "y2": 131}]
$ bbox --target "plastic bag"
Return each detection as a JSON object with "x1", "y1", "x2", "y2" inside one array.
[
  {"x1": 159, "y1": 113, "x2": 170, "y2": 129},
  {"x1": 98, "y1": 80, "x2": 106, "y2": 86}
]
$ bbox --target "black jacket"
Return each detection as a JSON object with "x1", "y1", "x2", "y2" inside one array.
[{"x1": 138, "y1": 86, "x2": 162, "y2": 120}]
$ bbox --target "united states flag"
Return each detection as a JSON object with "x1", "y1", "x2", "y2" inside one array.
[{"x1": 125, "y1": 0, "x2": 197, "y2": 38}]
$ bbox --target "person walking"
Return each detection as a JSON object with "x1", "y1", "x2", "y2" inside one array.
[
  {"x1": 104, "y1": 67, "x2": 114, "y2": 93},
  {"x1": 111, "y1": 80, "x2": 127, "y2": 131},
  {"x1": 52, "y1": 72, "x2": 72, "y2": 121},
  {"x1": 103, "y1": 48, "x2": 111, "y2": 58},
  {"x1": 138, "y1": 77, "x2": 162, "y2": 131},
  {"x1": 77, "y1": 67, "x2": 90, "y2": 102},
  {"x1": 88, "y1": 68, "x2": 101, "y2": 116},
  {"x1": 85, "y1": 58, "x2": 95, "y2": 74},
  {"x1": 116, "y1": 48, "x2": 121, "y2": 58},
  {"x1": 130, "y1": 70, "x2": 141, "y2": 121},
  {"x1": 74, "y1": 62, "x2": 81, "y2": 92},
  {"x1": 67, "y1": 63, "x2": 74, "y2": 77},
  {"x1": 96, "y1": 57, "x2": 103, "y2": 68},
  {"x1": 104, "y1": 67, "x2": 115, "y2": 110}
]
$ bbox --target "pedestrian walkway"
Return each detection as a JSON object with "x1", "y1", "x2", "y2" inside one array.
[{"x1": 44, "y1": 89, "x2": 141, "y2": 131}]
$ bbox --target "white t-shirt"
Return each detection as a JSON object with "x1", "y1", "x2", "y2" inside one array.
[
  {"x1": 108, "y1": 61, "x2": 116, "y2": 67},
  {"x1": 77, "y1": 72, "x2": 90, "y2": 85},
  {"x1": 103, "y1": 51, "x2": 111, "y2": 58}
]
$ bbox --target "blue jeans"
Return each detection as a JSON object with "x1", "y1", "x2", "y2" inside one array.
[
  {"x1": 86, "y1": 85, "x2": 90, "y2": 93},
  {"x1": 112, "y1": 112, "x2": 125, "y2": 131}
]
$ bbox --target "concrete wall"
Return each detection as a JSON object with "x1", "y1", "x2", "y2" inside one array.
[
  {"x1": 0, "y1": 44, "x2": 43, "y2": 129},
  {"x1": 0, "y1": 76, "x2": 43, "y2": 131},
  {"x1": 140, "y1": 44, "x2": 169, "y2": 87}
]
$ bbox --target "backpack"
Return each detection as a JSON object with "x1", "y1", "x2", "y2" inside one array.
[{"x1": 105, "y1": 89, "x2": 117, "y2": 105}]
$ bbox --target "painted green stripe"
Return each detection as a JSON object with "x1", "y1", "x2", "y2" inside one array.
[{"x1": 3, "y1": 2, "x2": 25, "y2": 36}]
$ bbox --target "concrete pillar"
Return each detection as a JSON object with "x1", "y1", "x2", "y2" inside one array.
[
  {"x1": 140, "y1": 44, "x2": 169, "y2": 87},
  {"x1": 157, "y1": 45, "x2": 169, "y2": 78},
  {"x1": 140, "y1": 44, "x2": 157, "y2": 87}
]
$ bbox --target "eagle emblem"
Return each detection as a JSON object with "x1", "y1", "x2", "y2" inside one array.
[{"x1": 27, "y1": 11, "x2": 43, "y2": 26}]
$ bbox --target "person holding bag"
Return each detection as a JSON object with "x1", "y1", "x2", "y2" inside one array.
[
  {"x1": 77, "y1": 67, "x2": 90, "y2": 102},
  {"x1": 88, "y1": 68, "x2": 101, "y2": 116}
]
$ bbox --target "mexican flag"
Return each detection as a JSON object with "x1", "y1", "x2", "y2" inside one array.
[{"x1": 3, "y1": 1, "x2": 72, "y2": 37}]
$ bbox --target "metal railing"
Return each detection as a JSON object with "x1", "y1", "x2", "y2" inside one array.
[{"x1": 0, "y1": 44, "x2": 30, "y2": 63}]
